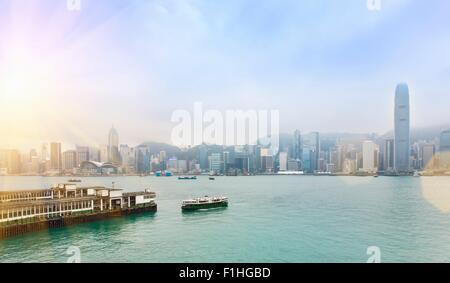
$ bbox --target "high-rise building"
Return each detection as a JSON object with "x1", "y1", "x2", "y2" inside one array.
[
  {"x1": 199, "y1": 145, "x2": 209, "y2": 170},
  {"x1": 76, "y1": 146, "x2": 89, "y2": 166},
  {"x1": 120, "y1": 145, "x2": 136, "y2": 173},
  {"x1": 362, "y1": 141, "x2": 379, "y2": 173},
  {"x1": 108, "y1": 126, "x2": 120, "y2": 164},
  {"x1": 440, "y1": 130, "x2": 450, "y2": 152},
  {"x1": 159, "y1": 151, "x2": 167, "y2": 170},
  {"x1": 439, "y1": 130, "x2": 450, "y2": 168},
  {"x1": 62, "y1": 150, "x2": 77, "y2": 172},
  {"x1": 421, "y1": 143, "x2": 435, "y2": 169},
  {"x1": 89, "y1": 147, "x2": 100, "y2": 162},
  {"x1": 223, "y1": 151, "x2": 230, "y2": 174},
  {"x1": 394, "y1": 83, "x2": 411, "y2": 173},
  {"x1": 0, "y1": 150, "x2": 21, "y2": 175},
  {"x1": 279, "y1": 152, "x2": 288, "y2": 171},
  {"x1": 50, "y1": 142, "x2": 62, "y2": 171},
  {"x1": 302, "y1": 132, "x2": 320, "y2": 173},
  {"x1": 135, "y1": 145, "x2": 151, "y2": 174},
  {"x1": 209, "y1": 153, "x2": 223, "y2": 174},
  {"x1": 292, "y1": 130, "x2": 302, "y2": 160},
  {"x1": 40, "y1": 143, "x2": 49, "y2": 162},
  {"x1": 384, "y1": 138, "x2": 395, "y2": 171},
  {"x1": 99, "y1": 144, "x2": 109, "y2": 162},
  {"x1": 261, "y1": 148, "x2": 274, "y2": 173}
]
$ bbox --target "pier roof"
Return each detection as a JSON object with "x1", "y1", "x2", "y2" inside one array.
[{"x1": 0, "y1": 196, "x2": 97, "y2": 210}]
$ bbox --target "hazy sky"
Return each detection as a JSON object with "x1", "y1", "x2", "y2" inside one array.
[{"x1": 0, "y1": 0, "x2": 449, "y2": 150}]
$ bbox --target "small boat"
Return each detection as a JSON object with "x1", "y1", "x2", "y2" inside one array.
[
  {"x1": 413, "y1": 171, "x2": 421, "y2": 177},
  {"x1": 373, "y1": 175, "x2": 379, "y2": 178},
  {"x1": 209, "y1": 177, "x2": 215, "y2": 180},
  {"x1": 68, "y1": 179, "x2": 82, "y2": 183},
  {"x1": 178, "y1": 176, "x2": 197, "y2": 180},
  {"x1": 182, "y1": 196, "x2": 228, "y2": 211}
]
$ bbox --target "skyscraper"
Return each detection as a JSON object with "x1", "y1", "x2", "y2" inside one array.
[
  {"x1": 63, "y1": 150, "x2": 77, "y2": 172},
  {"x1": 302, "y1": 132, "x2": 320, "y2": 173},
  {"x1": 421, "y1": 143, "x2": 435, "y2": 169},
  {"x1": 362, "y1": 140, "x2": 379, "y2": 173},
  {"x1": 292, "y1": 130, "x2": 302, "y2": 160},
  {"x1": 279, "y1": 152, "x2": 288, "y2": 172},
  {"x1": 383, "y1": 138, "x2": 395, "y2": 171},
  {"x1": 440, "y1": 130, "x2": 450, "y2": 152},
  {"x1": 76, "y1": 146, "x2": 89, "y2": 166},
  {"x1": 108, "y1": 126, "x2": 120, "y2": 164},
  {"x1": 50, "y1": 142, "x2": 62, "y2": 171},
  {"x1": 394, "y1": 83, "x2": 411, "y2": 173},
  {"x1": 439, "y1": 130, "x2": 450, "y2": 168}
]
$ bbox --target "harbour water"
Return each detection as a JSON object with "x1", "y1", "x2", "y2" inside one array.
[{"x1": 1, "y1": 175, "x2": 450, "y2": 263}]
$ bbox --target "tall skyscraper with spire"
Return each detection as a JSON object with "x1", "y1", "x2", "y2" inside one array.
[
  {"x1": 108, "y1": 126, "x2": 120, "y2": 164},
  {"x1": 394, "y1": 83, "x2": 411, "y2": 173}
]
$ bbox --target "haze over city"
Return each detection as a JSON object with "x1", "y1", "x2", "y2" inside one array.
[{"x1": 1, "y1": 0, "x2": 450, "y2": 150}]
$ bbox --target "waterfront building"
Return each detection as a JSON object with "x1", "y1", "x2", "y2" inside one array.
[
  {"x1": 302, "y1": 150, "x2": 312, "y2": 173},
  {"x1": 40, "y1": 143, "x2": 49, "y2": 163},
  {"x1": 421, "y1": 143, "x2": 436, "y2": 169},
  {"x1": 223, "y1": 151, "x2": 230, "y2": 174},
  {"x1": 292, "y1": 130, "x2": 302, "y2": 161},
  {"x1": 439, "y1": 130, "x2": 450, "y2": 169},
  {"x1": 302, "y1": 132, "x2": 320, "y2": 173},
  {"x1": 108, "y1": 126, "x2": 120, "y2": 164},
  {"x1": 50, "y1": 143, "x2": 62, "y2": 172},
  {"x1": 80, "y1": 161, "x2": 118, "y2": 175},
  {"x1": 167, "y1": 157, "x2": 178, "y2": 172},
  {"x1": 254, "y1": 146, "x2": 262, "y2": 173},
  {"x1": 62, "y1": 150, "x2": 77, "y2": 172},
  {"x1": 209, "y1": 153, "x2": 223, "y2": 174},
  {"x1": 394, "y1": 83, "x2": 411, "y2": 173},
  {"x1": 177, "y1": 160, "x2": 188, "y2": 173},
  {"x1": 362, "y1": 141, "x2": 379, "y2": 173},
  {"x1": 343, "y1": 158, "x2": 357, "y2": 174},
  {"x1": 287, "y1": 159, "x2": 299, "y2": 171},
  {"x1": 199, "y1": 145, "x2": 209, "y2": 170},
  {"x1": 89, "y1": 147, "x2": 100, "y2": 162},
  {"x1": 261, "y1": 148, "x2": 274, "y2": 173},
  {"x1": 76, "y1": 146, "x2": 89, "y2": 167},
  {"x1": 30, "y1": 156, "x2": 40, "y2": 174},
  {"x1": 440, "y1": 130, "x2": 450, "y2": 152},
  {"x1": 120, "y1": 145, "x2": 136, "y2": 173},
  {"x1": 383, "y1": 138, "x2": 395, "y2": 172},
  {"x1": 234, "y1": 151, "x2": 250, "y2": 174},
  {"x1": 99, "y1": 144, "x2": 109, "y2": 163},
  {"x1": 279, "y1": 152, "x2": 288, "y2": 172},
  {"x1": 135, "y1": 145, "x2": 151, "y2": 174},
  {"x1": 326, "y1": 163, "x2": 336, "y2": 174},
  {"x1": 159, "y1": 151, "x2": 167, "y2": 170},
  {"x1": 0, "y1": 150, "x2": 21, "y2": 175}
]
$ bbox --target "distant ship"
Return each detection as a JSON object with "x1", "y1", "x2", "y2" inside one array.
[
  {"x1": 209, "y1": 177, "x2": 215, "y2": 180},
  {"x1": 178, "y1": 176, "x2": 197, "y2": 180},
  {"x1": 413, "y1": 171, "x2": 421, "y2": 177},
  {"x1": 68, "y1": 179, "x2": 82, "y2": 183},
  {"x1": 182, "y1": 196, "x2": 228, "y2": 211},
  {"x1": 155, "y1": 170, "x2": 173, "y2": 177}
]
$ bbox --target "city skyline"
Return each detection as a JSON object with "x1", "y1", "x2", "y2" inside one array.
[{"x1": 1, "y1": 1, "x2": 450, "y2": 149}]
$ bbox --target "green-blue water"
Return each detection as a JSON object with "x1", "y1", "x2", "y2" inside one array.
[{"x1": 1, "y1": 175, "x2": 450, "y2": 263}]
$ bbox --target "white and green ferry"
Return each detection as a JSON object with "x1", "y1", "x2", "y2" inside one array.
[{"x1": 181, "y1": 196, "x2": 228, "y2": 211}]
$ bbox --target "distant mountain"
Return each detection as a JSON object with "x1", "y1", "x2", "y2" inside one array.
[
  {"x1": 140, "y1": 124, "x2": 450, "y2": 155},
  {"x1": 139, "y1": 142, "x2": 181, "y2": 157},
  {"x1": 381, "y1": 124, "x2": 450, "y2": 141}
]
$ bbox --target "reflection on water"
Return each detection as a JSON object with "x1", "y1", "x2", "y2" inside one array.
[
  {"x1": 182, "y1": 207, "x2": 228, "y2": 217},
  {"x1": 421, "y1": 177, "x2": 450, "y2": 213}
]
